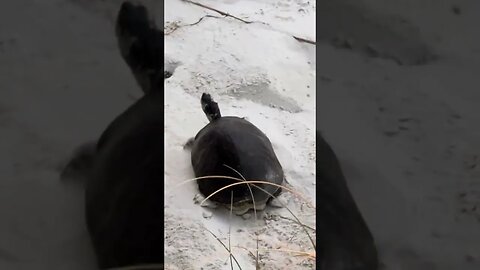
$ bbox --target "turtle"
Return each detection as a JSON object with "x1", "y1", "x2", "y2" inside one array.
[
  {"x1": 186, "y1": 93, "x2": 285, "y2": 215},
  {"x1": 60, "y1": 2, "x2": 165, "y2": 268},
  {"x1": 315, "y1": 131, "x2": 379, "y2": 270},
  {"x1": 61, "y1": 0, "x2": 165, "y2": 180}
]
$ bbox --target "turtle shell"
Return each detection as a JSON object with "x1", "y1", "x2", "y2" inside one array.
[
  {"x1": 191, "y1": 116, "x2": 284, "y2": 208},
  {"x1": 85, "y1": 92, "x2": 164, "y2": 269}
]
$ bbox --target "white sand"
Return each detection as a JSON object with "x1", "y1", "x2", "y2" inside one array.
[{"x1": 0, "y1": 0, "x2": 479, "y2": 270}]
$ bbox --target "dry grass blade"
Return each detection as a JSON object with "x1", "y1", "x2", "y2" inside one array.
[
  {"x1": 168, "y1": 175, "x2": 316, "y2": 263},
  {"x1": 204, "y1": 228, "x2": 243, "y2": 270},
  {"x1": 167, "y1": 175, "x2": 314, "y2": 209},
  {"x1": 255, "y1": 231, "x2": 259, "y2": 270},
  {"x1": 167, "y1": 175, "x2": 238, "y2": 191},
  {"x1": 169, "y1": 176, "x2": 316, "y2": 249},
  {"x1": 223, "y1": 164, "x2": 258, "y2": 220},
  {"x1": 276, "y1": 215, "x2": 316, "y2": 231},
  {"x1": 233, "y1": 245, "x2": 316, "y2": 259},
  {"x1": 171, "y1": 176, "x2": 316, "y2": 249},
  {"x1": 253, "y1": 184, "x2": 316, "y2": 251},
  {"x1": 222, "y1": 165, "x2": 261, "y2": 269},
  {"x1": 201, "y1": 181, "x2": 316, "y2": 250},
  {"x1": 233, "y1": 245, "x2": 256, "y2": 259},
  {"x1": 199, "y1": 180, "x2": 314, "y2": 209},
  {"x1": 229, "y1": 191, "x2": 234, "y2": 270}
]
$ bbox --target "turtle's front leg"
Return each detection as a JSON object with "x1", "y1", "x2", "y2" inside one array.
[
  {"x1": 193, "y1": 193, "x2": 218, "y2": 209},
  {"x1": 60, "y1": 141, "x2": 97, "y2": 181},
  {"x1": 164, "y1": 70, "x2": 173, "y2": 79},
  {"x1": 183, "y1": 137, "x2": 195, "y2": 150}
]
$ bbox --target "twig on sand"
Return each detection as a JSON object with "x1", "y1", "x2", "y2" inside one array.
[
  {"x1": 181, "y1": 0, "x2": 252, "y2": 24},
  {"x1": 292, "y1": 36, "x2": 316, "y2": 45},
  {"x1": 276, "y1": 215, "x2": 316, "y2": 231},
  {"x1": 234, "y1": 245, "x2": 315, "y2": 259},
  {"x1": 178, "y1": 0, "x2": 316, "y2": 45},
  {"x1": 165, "y1": 14, "x2": 222, "y2": 35},
  {"x1": 204, "y1": 228, "x2": 243, "y2": 270}
]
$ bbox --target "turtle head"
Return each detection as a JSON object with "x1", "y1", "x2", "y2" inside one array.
[
  {"x1": 116, "y1": 2, "x2": 150, "y2": 39},
  {"x1": 115, "y1": 1, "x2": 164, "y2": 95},
  {"x1": 116, "y1": 2, "x2": 150, "y2": 33},
  {"x1": 201, "y1": 93, "x2": 221, "y2": 122}
]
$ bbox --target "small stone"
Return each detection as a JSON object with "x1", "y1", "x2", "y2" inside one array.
[
  {"x1": 365, "y1": 44, "x2": 379, "y2": 57},
  {"x1": 452, "y1": 5, "x2": 461, "y2": 15},
  {"x1": 204, "y1": 201, "x2": 219, "y2": 209},
  {"x1": 193, "y1": 193, "x2": 218, "y2": 208},
  {"x1": 270, "y1": 214, "x2": 280, "y2": 221},
  {"x1": 193, "y1": 193, "x2": 204, "y2": 204},
  {"x1": 202, "y1": 211, "x2": 212, "y2": 219},
  {"x1": 333, "y1": 36, "x2": 354, "y2": 49},
  {"x1": 242, "y1": 213, "x2": 252, "y2": 220},
  {"x1": 451, "y1": 113, "x2": 462, "y2": 119},
  {"x1": 269, "y1": 197, "x2": 286, "y2": 208},
  {"x1": 398, "y1": 117, "x2": 414, "y2": 122},
  {"x1": 384, "y1": 131, "x2": 398, "y2": 137},
  {"x1": 344, "y1": 38, "x2": 354, "y2": 49}
]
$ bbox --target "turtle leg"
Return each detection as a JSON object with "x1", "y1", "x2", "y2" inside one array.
[
  {"x1": 232, "y1": 207, "x2": 251, "y2": 216},
  {"x1": 60, "y1": 141, "x2": 97, "y2": 181},
  {"x1": 282, "y1": 176, "x2": 291, "y2": 186},
  {"x1": 270, "y1": 176, "x2": 288, "y2": 198},
  {"x1": 164, "y1": 71, "x2": 173, "y2": 79},
  {"x1": 183, "y1": 137, "x2": 195, "y2": 150},
  {"x1": 264, "y1": 176, "x2": 288, "y2": 208},
  {"x1": 164, "y1": 58, "x2": 181, "y2": 80},
  {"x1": 193, "y1": 193, "x2": 218, "y2": 209}
]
